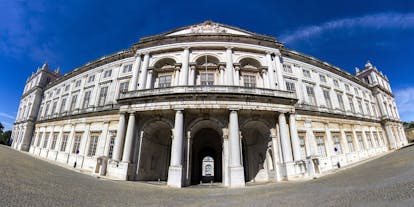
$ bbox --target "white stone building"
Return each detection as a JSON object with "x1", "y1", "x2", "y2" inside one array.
[{"x1": 11, "y1": 21, "x2": 408, "y2": 188}]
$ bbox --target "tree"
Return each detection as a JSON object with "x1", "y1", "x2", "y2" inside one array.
[{"x1": 0, "y1": 122, "x2": 11, "y2": 146}]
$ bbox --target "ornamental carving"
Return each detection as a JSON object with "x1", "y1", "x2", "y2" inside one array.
[{"x1": 190, "y1": 21, "x2": 227, "y2": 34}]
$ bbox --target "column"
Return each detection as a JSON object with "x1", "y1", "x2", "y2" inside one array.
[
  {"x1": 262, "y1": 70, "x2": 269, "y2": 88},
  {"x1": 265, "y1": 52, "x2": 276, "y2": 89},
  {"x1": 289, "y1": 114, "x2": 301, "y2": 161},
  {"x1": 189, "y1": 65, "x2": 196, "y2": 85},
  {"x1": 129, "y1": 54, "x2": 142, "y2": 91},
  {"x1": 174, "y1": 66, "x2": 180, "y2": 86},
  {"x1": 274, "y1": 54, "x2": 285, "y2": 90},
  {"x1": 305, "y1": 121, "x2": 317, "y2": 156},
  {"x1": 369, "y1": 128, "x2": 376, "y2": 148},
  {"x1": 179, "y1": 47, "x2": 190, "y2": 85},
  {"x1": 219, "y1": 66, "x2": 225, "y2": 85},
  {"x1": 279, "y1": 113, "x2": 293, "y2": 162},
  {"x1": 361, "y1": 128, "x2": 370, "y2": 150},
  {"x1": 325, "y1": 126, "x2": 334, "y2": 157},
  {"x1": 80, "y1": 124, "x2": 90, "y2": 156},
  {"x1": 376, "y1": 94, "x2": 387, "y2": 118},
  {"x1": 340, "y1": 127, "x2": 349, "y2": 153},
  {"x1": 167, "y1": 109, "x2": 184, "y2": 188},
  {"x1": 399, "y1": 126, "x2": 408, "y2": 145},
  {"x1": 351, "y1": 126, "x2": 360, "y2": 152},
  {"x1": 234, "y1": 66, "x2": 240, "y2": 86},
  {"x1": 228, "y1": 109, "x2": 245, "y2": 187},
  {"x1": 113, "y1": 113, "x2": 127, "y2": 161},
  {"x1": 145, "y1": 69, "x2": 153, "y2": 89},
  {"x1": 138, "y1": 53, "x2": 150, "y2": 90},
  {"x1": 122, "y1": 113, "x2": 136, "y2": 163},
  {"x1": 226, "y1": 47, "x2": 234, "y2": 85}
]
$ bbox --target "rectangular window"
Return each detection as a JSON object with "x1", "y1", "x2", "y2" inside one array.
[
  {"x1": 243, "y1": 75, "x2": 256, "y2": 88},
  {"x1": 87, "y1": 75, "x2": 95, "y2": 83},
  {"x1": 323, "y1": 89, "x2": 333, "y2": 108},
  {"x1": 98, "y1": 86, "x2": 108, "y2": 106},
  {"x1": 306, "y1": 86, "x2": 316, "y2": 105},
  {"x1": 70, "y1": 94, "x2": 78, "y2": 111},
  {"x1": 65, "y1": 85, "x2": 70, "y2": 92},
  {"x1": 118, "y1": 81, "x2": 130, "y2": 94},
  {"x1": 283, "y1": 64, "x2": 292, "y2": 73},
  {"x1": 354, "y1": 87, "x2": 359, "y2": 96},
  {"x1": 43, "y1": 133, "x2": 50, "y2": 148},
  {"x1": 371, "y1": 103, "x2": 377, "y2": 117},
  {"x1": 357, "y1": 134, "x2": 364, "y2": 150},
  {"x1": 51, "y1": 134, "x2": 58, "y2": 150},
  {"x1": 108, "y1": 132, "x2": 116, "y2": 159},
  {"x1": 373, "y1": 132, "x2": 379, "y2": 147},
  {"x1": 44, "y1": 103, "x2": 50, "y2": 116},
  {"x1": 122, "y1": 64, "x2": 132, "y2": 73},
  {"x1": 345, "y1": 84, "x2": 350, "y2": 91},
  {"x1": 319, "y1": 74, "x2": 327, "y2": 83},
  {"x1": 337, "y1": 93, "x2": 345, "y2": 110},
  {"x1": 346, "y1": 134, "x2": 354, "y2": 152},
  {"x1": 60, "y1": 134, "x2": 68, "y2": 152},
  {"x1": 51, "y1": 101, "x2": 57, "y2": 114},
  {"x1": 158, "y1": 75, "x2": 172, "y2": 88},
  {"x1": 60, "y1": 98, "x2": 67, "y2": 113},
  {"x1": 348, "y1": 97, "x2": 355, "y2": 113},
  {"x1": 75, "y1": 80, "x2": 81, "y2": 88},
  {"x1": 82, "y1": 91, "x2": 91, "y2": 109},
  {"x1": 87, "y1": 134, "x2": 99, "y2": 157},
  {"x1": 333, "y1": 79, "x2": 339, "y2": 87},
  {"x1": 315, "y1": 135, "x2": 327, "y2": 157},
  {"x1": 285, "y1": 81, "x2": 296, "y2": 93},
  {"x1": 365, "y1": 102, "x2": 371, "y2": 115},
  {"x1": 366, "y1": 132, "x2": 373, "y2": 148},
  {"x1": 303, "y1": 69, "x2": 311, "y2": 78},
  {"x1": 200, "y1": 73, "x2": 214, "y2": 85},
  {"x1": 72, "y1": 134, "x2": 82, "y2": 154},
  {"x1": 103, "y1": 70, "x2": 112, "y2": 78},
  {"x1": 332, "y1": 134, "x2": 342, "y2": 154},
  {"x1": 37, "y1": 132, "x2": 43, "y2": 147},
  {"x1": 299, "y1": 135, "x2": 307, "y2": 159},
  {"x1": 358, "y1": 100, "x2": 364, "y2": 114}
]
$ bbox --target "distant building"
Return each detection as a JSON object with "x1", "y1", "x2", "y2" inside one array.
[{"x1": 11, "y1": 21, "x2": 408, "y2": 188}]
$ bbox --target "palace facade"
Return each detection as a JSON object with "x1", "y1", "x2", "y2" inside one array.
[{"x1": 11, "y1": 21, "x2": 408, "y2": 188}]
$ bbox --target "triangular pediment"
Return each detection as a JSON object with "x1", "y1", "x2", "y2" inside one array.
[{"x1": 165, "y1": 21, "x2": 253, "y2": 37}]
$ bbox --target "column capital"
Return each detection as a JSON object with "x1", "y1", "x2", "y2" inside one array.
[
  {"x1": 174, "y1": 107, "x2": 184, "y2": 111},
  {"x1": 134, "y1": 51, "x2": 142, "y2": 58},
  {"x1": 225, "y1": 46, "x2": 234, "y2": 50},
  {"x1": 182, "y1": 46, "x2": 190, "y2": 50},
  {"x1": 228, "y1": 107, "x2": 239, "y2": 111}
]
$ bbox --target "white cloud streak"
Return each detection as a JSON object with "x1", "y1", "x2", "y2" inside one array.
[
  {"x1": 280, "y1": 12, "x2": 414, "y2": 44},
  {"x1": 0, "y1": 112, "x2": 15, "y2": 120},
  {"x1": 395, "y1": 87, "x2": 414, "y2": 122}
]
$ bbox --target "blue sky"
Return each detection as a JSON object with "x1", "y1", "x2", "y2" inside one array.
[{"x1": 1, "y1": 0, "x2": 414, "y2": 129}]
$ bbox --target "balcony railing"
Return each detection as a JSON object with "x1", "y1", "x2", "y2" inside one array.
[
  {"x1": 37, "y1": 104, "x2": 119, "y2": 121},
  {"x1": 119, "y1": 85, "x2": 297, "y2": 100}
]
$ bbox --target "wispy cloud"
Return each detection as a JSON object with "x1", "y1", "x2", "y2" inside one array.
[
  {"x1": 395, "y1": 87, "x2": 414, "y2": 122},
  {"x1": 280, "y1": 12, "x2": 414, "y2": 44},
  {"x1": 0, "y1": 112, "x2": 15, "y2": 120}
]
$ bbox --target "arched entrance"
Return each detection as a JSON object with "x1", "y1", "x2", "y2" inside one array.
[
  {"x1": 191, "y1": 128, "x2": 222, "y2": 184},
  {"x1": 136, "y1": 120, "x2": 172, "y2": 181}
]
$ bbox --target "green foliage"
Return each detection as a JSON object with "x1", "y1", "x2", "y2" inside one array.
[{"x1": 0, "y1": 122, "x2": 11, "y2": 146}]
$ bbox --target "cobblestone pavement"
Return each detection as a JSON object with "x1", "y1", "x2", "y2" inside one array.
[{"x1": 1, "y1": 145, "x2": 413, "y2": 207}]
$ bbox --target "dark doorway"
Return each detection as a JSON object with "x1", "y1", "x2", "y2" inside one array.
[{"x1": 191, "y1": 128, "x2": 222, "y2": 184}]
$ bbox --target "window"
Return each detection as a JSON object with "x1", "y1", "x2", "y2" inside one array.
[
  {"x1": 366, "y1": 132, "x2": 373, "y2": 148},
  {"x1": 319, "y1": 74, "x2": 326, "y2": 83},
  {"x1": 200, "y1": 73, "x2": 214, "y2": 85},
  {"x1": 108, "y1": 132, "x2": 116, "y2": 159},
  {"x1": 69, "y1": 94, "x2": 78, "y2": 111},
  {"x1": 72, "y1": 134, "x2": 82, "y2": 154},
  {"x1": 44, "y1": 103, "x2": 50, "y2": 116},
  {"x1": 378, "y1": 132, "x2": 384, "y2": 146},
  {"x1": 119, "y1": 81, "x2": 130, "y2": 94},
  {"x1": 333, "y1": 79, "x2": 339, "y2": 87},
  {"x1": 87, "y1": 75, "x2": 95, "y2": 83},
  {"x1": 56, "y1": 88, "x2": 61, "y2": 95},
  {"x1": 323, "y1": 89, "x2": 332, "y2": 109},
  {"x1": 354, "y1": 87, "x2": 359, "y2": 96},
  {"x1": 283, "y1": 64, "x2": 292, "y2": 73},
  {"x1": 65, "y1": 85, "x2": 70, "y2": 92},
  {"x1": 316, "y1": 135, "x2": 326, "y2": 157},
  {"x1": 51, "y1": 134, "x2": 58, "y2": 150},
  {"x1": 348, "y1": 97, "x2": 355, "y2": 113},
  {"x1": 357, "y1": 134, "x2": 365, "y2": 150},
  {"x1": 98, "y1": 86, "x2": 108, "y2": 106},
  {"x1": 122, "y1": 64, "x2": 132, "y2": 73},
  {"x1": 103, "y1": 70, "x2": 112, "y2": 78},
  {"x1": 243, "y1": 75, "x2": 256, "y2": 88},
  {"x1": 306, "y1": 86, "x2": 316, "y2": 105},
  {"x1": 365, "y1": 102, "x2": 371, "y2": 115},
  {"x1": 158, "y1": 75, "x2": 172, "y2": 88},
  {"x1": 337, "y1": 93, "x2": 345, "y2": 111},
  {"x1": 302, "y1": 69, "x2": 311, "y2": 78},
  {"x1": 87, "y1": 134, "x2": 99, "y2": 157},
  {"x1": 82, "y1": 91, "x2": 91, "y2": 109},
  {"x1": 345, "y1": 84, "x2": 350, "y2": 92},
  {"x1": 347, "y1": 134, "x2": 354, "y2": 152},
  {"x1": 285, "y1": 81, "x2": 296, "y2": 93},
  {"x1": 38, "y1": 106, "x2": 43, "y2": 118},
  {"x1": 372, "y1": 104, "x2": 377, "y2": 117},
  {"x1": 51, "y1": 101, "x2": 57, "y2": 114},
  {"x1": 37, "y1": 132, "x2": 43, "y2": 147},
  {"x1": 60, "y1": 134, "x2": 68, "y2": 152},
  {"x1": 358, "y1": 100, "x2": 364, "y2": 114},
  {"x1": 373, "y1": 133, "x2": 379, "y2": 147},
  {"x1": 332, "y1": 134, "x2": 342, "y2": 154},
  {"x1": 299, "y1": 135, "x2": 307, "y2": 159},
  {"x1": 43, "y1": 133, "x2": 50, "y2": 148},
  {"x1": 75, "y1": 80, "x2": 81, "y2": 88},
  {"x1": 60, "y1": 98, "x2": 67, "y2": 113}
]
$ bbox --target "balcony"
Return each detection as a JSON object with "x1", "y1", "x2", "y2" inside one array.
[
  {"x1": 119, "y1": 85, "x2": 297, "y2": 100},
  {"x1": 37, "y1": 104, "x2": 119, "y2": 122}
]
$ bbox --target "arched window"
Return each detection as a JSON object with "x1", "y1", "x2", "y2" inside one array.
[
  {"x1": 195, "y1": 56, "x2": 220, "y2": 86},
  {"x1": 238, "y1": 58, "x2": 262, "y2": 88},
  {"x1": 152, "y1": 58, "x2": 176, "y2": 88}
]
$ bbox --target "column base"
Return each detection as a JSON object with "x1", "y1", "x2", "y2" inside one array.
[
  {"x1": 106, "y1": 161, "x2": 131, "y2": 180},
  {"x1": 229, "y1": 166, "x2": 245, "y2": 187},
  {"x1": 167, "y1": 165, "x2": 183, "y2": 188}
]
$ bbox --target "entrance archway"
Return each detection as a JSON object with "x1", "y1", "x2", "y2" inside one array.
[{"x1": 191, "y1": 128, "x2": 222, "y2": 184}]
